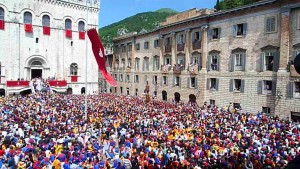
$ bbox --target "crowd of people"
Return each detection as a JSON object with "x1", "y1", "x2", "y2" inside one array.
[{"x1": 0, "y1": 91, "x2": 299, "y2": 169}]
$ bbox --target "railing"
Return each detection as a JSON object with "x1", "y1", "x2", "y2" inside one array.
[
  {"x1": 161, "y1": 64, "x2": 171, "y2": 73},
  {"x1": 6, "y1": 81, "x2": 30, "y2": 87},
  {"x1": 173, "y1": 64, "x2": 185, "y2": 74},
  {"x1": 192, "y1": 40, "x2": 201, "y2": 50},
  {"x1": 165, "y1": 45, "x2": 172, "y2": 53},
  {"x1": 188, "y1": 64, "x2": 199, "y2": 75},
  {"x1": 177, "y1": 43, "x2": 185, "y2": 52}
]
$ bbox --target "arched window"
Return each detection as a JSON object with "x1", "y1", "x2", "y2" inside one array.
[
  {"x1": 70, "y1": 63, "x2": 78, "y2": 75},
  {"x1": 31, "y1": 61, "x2": 43, "y2": 66},
  {"x1": 0, "y1": 7, "x2": 4, "y2": 20},
  {"x1": 78, "y1": 21, "x2": 85, "y2": 32},
  {"x1": 42, "y1": 15, "x2": 50, "y2": 27},
  {"x1": 24, "y1": 12, "x2": 32, "y2": 24},
  {"x1": 65, "y1": 19, "x2": 72, "y2": 30}
]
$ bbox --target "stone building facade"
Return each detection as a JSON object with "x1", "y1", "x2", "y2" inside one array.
[
  {"x1": 110, "y1": 0, "x2": 300, "y2": 121},
  {"x1": 0, "y1": 0, "x2": 100, "y2": 95}
]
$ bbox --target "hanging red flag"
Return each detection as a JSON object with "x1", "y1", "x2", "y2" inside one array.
[{"x1": 87, "y1": 29, "x2": 117, "y2": 87}]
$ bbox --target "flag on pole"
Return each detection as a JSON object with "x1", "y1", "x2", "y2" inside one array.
[{"x1": 87, "y1": 29, "x2": 117, "y2": 87}]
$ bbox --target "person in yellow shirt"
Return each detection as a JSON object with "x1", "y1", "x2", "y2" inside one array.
[{"x1": 53, "y1": 158, "x2": 61, "y2": 169}]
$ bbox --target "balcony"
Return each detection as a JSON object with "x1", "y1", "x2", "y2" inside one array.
[
  {"x1": 177, "y1": 43, "x2": 185, "y2": 52},
  {"x1": 192, "y1": 40, "x2": 201, "y2": 50},
  {"x1": 290, "y1": 65, "x2": 300, "y2": 77},
  {"x1": 161, "y1": 64, "x2": 171, "y2": 74},
  {"x1": 165, "y1": 45, "x2": 171, "y2": 53},
  {"x1": 173, "y1": 64, "x2": 185, "y2": 74},
  {"x1": 48, "y1": 80, "x2": 67, "y2": 87},
  {"x1": 125, "y1": 66, "x2": 131, "y2": 73},
  {"x1": 188, "y1": 64, "x2": 199, "y2": 75}
]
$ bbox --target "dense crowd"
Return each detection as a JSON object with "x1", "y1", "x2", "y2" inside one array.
[{"x1": 0, "y1": 91, "x2": 299, "y2": 169}]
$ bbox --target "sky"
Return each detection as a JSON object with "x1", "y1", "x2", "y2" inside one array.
[{"x1": 99, "y1": 0, "x2": 217, "y2": 28}]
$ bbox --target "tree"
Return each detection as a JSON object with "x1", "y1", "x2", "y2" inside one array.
[{"x1": 214, "y1": 0, "x2": 257, "y2": 11}]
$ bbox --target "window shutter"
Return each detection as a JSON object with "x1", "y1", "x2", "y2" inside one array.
[
  {"x1": 243, "y1": 23, "x2": 248, "y2": 35},
  {"x1": 166, "y1": 76, "x2": 168, "y2": 86},
  {"x1": 187, "y1": 77, "x2": 190, "y2": 88},
  {"x1": 232, "y1": 25, "x2": 237, "y2": 36},
  {"x1": 216, "y1": 78, "x2": 219, "y2": 91},
  {"x1": 273, "y1": 52, "x2": 279, "y2": 71},
  {"x1": 179, "y1": 77, "x2": 181, "y2": 88},
  {"x1": 195, "y1": 78, "x2": 198, "y2": 87},
  {"x1": 161, "y1": 76, "x2": 163, "y2": 86},
  {"x1": 241, "y1": 80, "x2": 245, "y2": 93},
  {"x1": 242, "y1": 54, "x2": 246, "y2": 71},
  {"x1": 230, "y1": 54, "x2": 235, "y2": 72},
  {"x1": 192, "y1": 32, "x2": 195, "y2": 42},
  {"x1": 272, "y1": 80, "x2": 277, "y2": 96},
  {"x1": 217, "y1": 54, "x2": 220, "y2": 71},
  {"x1": 292, "y1": 50, "x2": 298, "y2": 63},
  {"x1": 260, "y1": 52, "x2": 265, "y2": 72},
  {"x1": 287, "y1": 82, "x2": 294, "y2": 98},
  {"x1": 208, "y1": 29, "x2": 213, "y2": 39},
  {"x1": 218, "y1": 28, "x2": 221, "y2": 39},
  {"x1": 207, "y1": 78, "x2": 210, "y2": 90},
  {"x1": 258, "y1": 80, "x2": 263, "y2": 94},
  {"x1": 207, "y1": 55, "x2": 212, "y2": 71},
  {"x1": 229, "y1": 79, "x2": 233, "y2": 92}
]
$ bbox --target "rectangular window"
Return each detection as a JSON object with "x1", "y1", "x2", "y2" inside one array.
[
  {"x1": 211, "y1": 55, "x2": 218, "y2": 70},
  {"x1": 128, "y1": 45, "x2": 132, "y2": 52},
  {"x1": 126, "y1": 75, "x2": 130, "y2": 82},
  {"x1": 144, "y1": 75, "x2": 148, "y2": 83},
  {"x1": 175, "y1": 76, "x2": 180, "y2": 86},
  {"x1": 153, "y1": 57, "x2": 160, "y2": 70},
  {"x1": 209, "y1": 78, "x2": 217, "y2": 90},
  {"x1": 262, "y1": 107, "x2": 271, "y2": 114},
  {"x1": 190, "y1": 77, "x2": 196, "y2": 88},
  {"x1": 153, "y1": 75, "x2": 158, "y2": 85},
  {"x1": 235, "y1": 54, "x2": 242, "y2": 66},
  {"x1": 144, "y1": 42, "x2": 149, "y2": 49},
  {"x1": 126, "y1": 88, "x2": 130, "y2": 95},
  {"x1": 263, "y1": 80, "x2": 273, "y2": 94},
  {"x1": 119, "y1": 74, "x2": 123, "y2": 82},
  {"x1": 164, "y1": 37, "x2": 171, "y2": 46},
  {"x1": 127, "y1": 59, "x2": 132, "y2": 67},
  {"x1": 231, "y1": 53, "x2": 246, "y2": 71},
  {"x1": 234, "y1": 79, "x2": 241, "y2": 91},
  {"x1": 233, "y1": 103, "x2": 241, "y2": 109},
  {"x1": 261, "y1": 52, "x2": 276, "y2": 71},
  {"x1": 210, "y1": 99, "x2": 215, "y2": 105},
  {"x1": 122, "y1": 46, "x2": 126, "y2": 52},
  {"x1": 135, "y1": 59, "x2": 140, "y2": 70},
  {"x1": 143, "y1": 58, "x2": 149, "y2": 71},
  {"x1": 162, "y1": 76, "x2": 167, "y2": 85},
  {"x1": 154, "y1": 39, "x2": 160, "y2": 48},
  {"x1": 135, "y1": 43, "x2": 140, "y2": 50},
  {"x1": 120, "y1": 87, "x2": 123, "y2": 94},
  {"x1": 233, "y1": 23, "x2": 247, "y2": 36},
  {"x1": 294, "y1": 82, "x2": 300, "y2": 98},
  {"x1": 114, "y1": 74, "x2": 117, "y2": 80},
  {"x1": 177, "y1": 34, "x2": 184, "y2": 44},
  {"x1": 135, "y1": 75, "x2": 139, "y2": 83},
  {"x1": 266, "y1": 16, "x2": 277, "y2": 33},
  {"x1": 164, "y1": 57, "x2": 171, "y2": 65},
  {"x1": 193, "y1": 31, "x2": 200, "y2": 42},
  {"x1": 121, "y1": 59, "x2": 125, "y2": 69},
  {"x1": 213, "y1": 28, "x2": 220, "y2": 39}
]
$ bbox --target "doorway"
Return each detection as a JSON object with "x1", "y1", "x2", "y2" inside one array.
[
  {"x1": 174, "y1": 92, "x2": 181, "y2": 103},
  {"x1": 0, "y1": 89, "x2": 5, "y2": 97},
  {"x1": 162, "y1": 90, "x2": 167, "y2": 101},
  {"x1": 189, "y1": 94, "x2": 196, "y2": 103},
  {"x1": 67, "y1": 88, "x2": 73, "y2": 94},
  {"x1": 81, "y1": 87, "x2": 85, "y2": 94},
  {"x1": 31, "y1": 69, "x2": 42, "y2": 79}
]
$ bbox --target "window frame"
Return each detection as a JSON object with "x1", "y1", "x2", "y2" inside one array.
[
  {"x1": 42, "y1": 15, "x2": 50, "y2": 27},
  {"x1": 154, "y1": 39, "x2": 160, "y2": 48},
  {"x1": 0, "y1": 7, "x2": 4, "y2": 21},
  {"x1": 78, "y1": 21, "x2": 85, "y2": 32},
  {"x1": 134, "y1": 75, "x2": 139, "y2": 83},
  {"x1": 263, "y1": 80, "x2": 273, "y2": 95},
  {"x1": 294, "y1": 82, "x2": 300, "y2": 98},
  {"x1": 135, "y1": 43, "x2": 140, "y2": 50},
  {"x1": 23, "y1": 11, "x2": 33, "y2": 24},
  {"x1": 153, "y1": 57, "x2": 160, "y2": 71},
  {"x1": 70, "y1": 63, "x2": 78, "y2": 76},
  {"x1": 135, "y1": 58, "x2": 140, "y2": 71},
  {"x1": 144, "y1": 41, "x2": 149, "y2": 49},
  {"x1": 265, "y1": 15, "x2": 277, "y2": 33},
  {"x1": 190, "y1": 77, "x2": 196, "y2": 88},
  {"x1": 65, "y1": 19, "x2": 72, "y2": 30}
]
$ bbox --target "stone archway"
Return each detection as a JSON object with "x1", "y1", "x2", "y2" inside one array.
[
  {"x1": 0, "y1": 89, "x2": 5, "y2": 97},
  {"x1": 162, "y1": 90, "x2": 167, "y2": 101},
  {"x1": 174, "y1": 92, "x2": 181, "y2": 103},
  {"x1": 81, "y1": 87, "x2": 85, "y2": 94},
  {"x1": 67, "y1": 88, "x2": 73, "y2": 94},
  {"x1": 25, "y1": 55, "x2": 49, "y2": 80},
  {"x1": 189, "y1": 94, "x2": 196, "y2": 103}
]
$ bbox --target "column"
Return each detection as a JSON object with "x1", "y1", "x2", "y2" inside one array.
[
  {"x1": 171, "y1": 32, "x2": 176, "y2": 66},
  {"x1": 131, "y1": 42, "x2": 135, "y2": 70},
  {"x1": 159, "y1": 35, "x2": 164, "y2": 69},
  {"x1": 279, "y1": 8, "x2": 290, "y2": 71},
  {"x1": 185, "y1": 29, "x2": 191, "y2": 69},
  {"x1": 201, "y1": 26, "x2": 208, "y2": 70}
]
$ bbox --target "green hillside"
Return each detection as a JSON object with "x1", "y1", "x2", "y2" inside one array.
[{"x1": 99, "y1": 8, "x2": 178, "y2": 47}]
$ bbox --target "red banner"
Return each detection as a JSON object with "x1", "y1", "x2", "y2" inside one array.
[
  {"x1": 79, "y1": 31, "x2": 85, "y2": 40},
  {"x1": 87, "y1": 29, "x2": 117, "y2": 87},
  {"x1": 65, "y1": 30, "x2": 72, "y2": 38},
  {"x1": 0, "y1": 20, "x2": 4, "y2": 30},
  {"x1": 43, "y1": 26, "x2": 50, "y2": 35},
  {"x1": 48, "y1": 80, "x2": 67, "y2": 87},
  {"x1": 24, "y1": 24, "x2": 33, "y2": 33},
  {"x1": 6, "y1": 81, "x2": 30, "y2": 87},
  {"x1": 70, "y1": 76, "x2": 78, "y2": 82}
]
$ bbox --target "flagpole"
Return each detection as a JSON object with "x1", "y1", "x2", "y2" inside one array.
[{"x1": 85, "y1": 0, "x2": 89, "y2": 120}]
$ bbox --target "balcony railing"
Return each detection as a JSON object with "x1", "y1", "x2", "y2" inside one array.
[
  {"x1": 290, "y1": 65, "x2": 300, "y2": 77},
  {"x1": 188, "y1": 64, "x2": 199, "y2": 75},
  {"x1": 48, "y1": 80, "x2": 67, "y2": 87},
  {"x1": 173, "y1": 64, "x2": 185, "y2": 74},
  {"x1": 6, "y1": 81, "x2": 30, "y2": 87},
  {"x1": 165, "y1": 45, "x2": 171, "y2": 53},
  {"x1": 161, "y1": 64, "x2": 171, "y2": 73},
  {"x1": 177, "y1": 43, "x2": 185, "y2": 52},
  {"x1": 192, "y1": 40, "x2": 201, "y2": 50}
]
